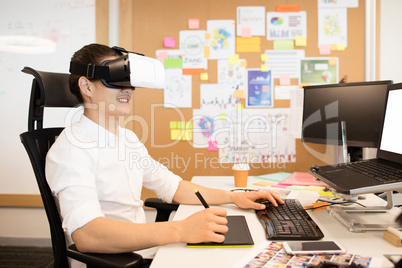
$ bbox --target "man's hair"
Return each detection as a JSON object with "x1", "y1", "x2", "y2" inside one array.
[{"x1": 69, "y1": 43, "x2": 123, "y2": 103}]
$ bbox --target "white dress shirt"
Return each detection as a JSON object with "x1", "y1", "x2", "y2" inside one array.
[{"x1": 45, "y1": 115, "x2": 182, "y2": 263}]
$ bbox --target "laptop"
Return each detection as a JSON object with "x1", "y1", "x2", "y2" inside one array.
[{"x1": 309, "y1": 83, "x2": 402, "y2": 195}]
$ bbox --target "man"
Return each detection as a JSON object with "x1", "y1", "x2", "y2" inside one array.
[{"x1": 46, "y1": 43, "x2": 283, "y2": 267}]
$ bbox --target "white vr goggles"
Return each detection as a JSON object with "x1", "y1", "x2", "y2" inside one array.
[{"x1": 69, "y1": 46, "x2": 165, "y2": 89}]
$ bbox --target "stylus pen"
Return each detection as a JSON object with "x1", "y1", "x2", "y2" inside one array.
[{"x1": 195, "y1": 189, "x2": 209, "y2": 208}]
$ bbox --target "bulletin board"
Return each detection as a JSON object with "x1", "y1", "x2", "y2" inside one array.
[{"x1": 119, "y1": 0, "x2": 371, "y2": 200}]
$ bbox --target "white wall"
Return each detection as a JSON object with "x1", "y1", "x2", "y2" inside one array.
[{"x1": 380, "y1": 0, "x2": 402, "y2": 83}]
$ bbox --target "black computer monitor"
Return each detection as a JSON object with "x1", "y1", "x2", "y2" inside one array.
[{"x1": 302, "y1": 81, "x2": 392, "y2": 161}]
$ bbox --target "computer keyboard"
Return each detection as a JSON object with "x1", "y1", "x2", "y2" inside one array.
[
  {"x1": 256, "y1": 199, "x2": 324, "y2": 240},
  {"x1": 340, "y1": 160, "x2": 402, "y2": 184}
]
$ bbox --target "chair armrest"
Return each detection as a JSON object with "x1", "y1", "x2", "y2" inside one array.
[
  {"x1": 144, "y1": 198, "x2": 179, "y2": 222},
  {"x1": 67, "y1": 244, "x2": 143, "y2": 268}
]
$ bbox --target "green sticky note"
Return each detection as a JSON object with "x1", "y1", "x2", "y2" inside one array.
[
  {"x1": 254, "y1": 172, "x2": 292, "y2": 182},
  {"x1": 273, "y1": 40, "x2": 294, "y2": 50},
  {"x1": 164, "y1": 58, "x2": 183, "y2": 68}
]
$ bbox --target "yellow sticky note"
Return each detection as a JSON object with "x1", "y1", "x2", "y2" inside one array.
[
  {"x1": 182, "y1": 130, "x2": 193, "y2": 140},
  {"x1": 328, "y1": 58, "x2": 337, "y2": 65},
  {"x1": 336, "y1": 43, "x2": 345, "y2": 51},
  {"x1": 304, "y1": 186, "x2": 326, "y2": 192},
  {"x1": 236, "y1": 37, "x2": 261, "y2": 52},
  {"x1": 240, "y1": 60, "x2": 247, "y2": 68},
  {"x1": 220, "y1": 113, "x2": 226, "y2": 119},
  {"x1": 295, "y1": 36, "x2": 307, "y2": 46},
  {"x1": 204, "y1": 46, "x2": 210, "y2": 58},
  {"x1": 185, "y1": 121, "x2": 193, "y2": 129},
  {"x1": 178, "y1": 121, "x2": 186, "y2": 129},
  {"x1": 234, "y1": 89, "x2": 245, "y2": 98},
  {"x1": 330, "y1": 44, "x2": 338, "y2": 51},
  {"x1": 300, "y1": 82, "x2": 310, "y2": 88},
  {"x1": 171, "y1": 129, "x2": 182, "y2": 140},
  {"x1": 253, "y1": 181, "x2": 275, "y2": 187},
  {"x1": 236, "y1": 103, "x2": 243, "y2": 111},
  {"x1": 205, "y1": 33, "x2": 211, "y2": 40},
  {"x1": 200, "y1": 72, "x2": 208, "y2": 80},
  {"x1": 229, "y1": 54, "x2": 239, "y2": 65},
  {"x1": 261, "y1": 64, "x2": 269, "y2": 72},
  {"x1": 170, "y1": 121, "x2": 177, "y2": 129},
  {"x1": 261, "y1": 54, "x2": 268, "y2": 61}
]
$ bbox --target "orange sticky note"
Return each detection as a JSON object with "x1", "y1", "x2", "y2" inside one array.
[
  {"x1": 234, "y1": 89, "x2": 245, "y2": 98},
  {"x1": 204, "y1": 46, "x2": 210, "y2": 58},
  {"x1": 279, "y1": 75, "x2": 291, "y2": 86},
  {"x1": 205, "y1": 33, "x2": 211, "y2": 40},
  {"x1": 300, "y1": 82, "x2": 310, "y2": 88},
  {"x1": 188, "y1": 18, "x2": 200, "y2": 29},
  {"x1": 241, "y1": 27, "x2": 252, "y2": 38},
  {"x1": 328, "y1": 58, "x2": 337, "y2": 65},
  {"x1": 319, "y1": 44, "x2": 331, "y2": 55},
  {"x1": 276, "y1": 5, "x2": 301, "y2": 12},
  {"x1": 330, "y1": 44, "x2": 338, "y2": 51}
]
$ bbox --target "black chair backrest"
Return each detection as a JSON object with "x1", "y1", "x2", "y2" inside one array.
[
  {"x1": 22, "y1": 67, "x2": 79, "y2": 131},
  {"x1": 20, "y1": 128, "x2": 69, "y2": 267}
]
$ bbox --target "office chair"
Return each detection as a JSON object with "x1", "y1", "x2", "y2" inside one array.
[{"x1": 19, "y1": 67, "x2": 179, "y2": 267}]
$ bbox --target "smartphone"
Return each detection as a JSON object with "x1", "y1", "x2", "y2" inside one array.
[{"x1": 283, "y1": 241, "x2": 346, "y2": 254}]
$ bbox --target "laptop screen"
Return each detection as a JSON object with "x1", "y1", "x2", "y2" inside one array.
[{"x1": 377, "y1": 83, "x2": 402, "y2": 164}]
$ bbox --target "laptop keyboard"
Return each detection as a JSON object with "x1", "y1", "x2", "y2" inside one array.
[
  {"x1": 256, "y1": 199, "x2": 324, "y2": 240},
  {"x1": 340, "y1": 160, "x2": 402, "y2": 183}
]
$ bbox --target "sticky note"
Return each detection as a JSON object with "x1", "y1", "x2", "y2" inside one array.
[
  {"x1": 236, "y1": 103, "x2": 243, "y2": 111},
  {"x1": 299, "y1": 82, "x2": 310, "y2": 88},
  {"x1": 330, "y1": 44, "x2": 338, "y2": 51},
  {"x1": 171, "y1": 129, "x2": 182, "y2": 140},
  {"x1": 336, "y1": 43, "x2": 345, "y2": 51},
  {"x1": 234, "y1": 89, "x2": 245, "y2": 98},
  {"x1": 279, "y1": 75, "x2": 291, "y2": 86},
  {"x1": 304, "y1": 186, "x2": 326, "y2": 192},
  {"x1": 229, "y1": 54, "x2": 239, "y2": 65},
  {"x1": 205, "y1": 33, "x2": 211, "y2": 40},
  {"x1": 261, "y1": 54, "x2": 268, "y2": 61},
  {"x1": 328, "y1": 58, "x2": 337, "y2": 65},
  {"x1": 183, "y1": 130, "x2": 193, "y2": 141},
  {"x1": 157, "y1": 51, "x2": 168, "y2": 63},
  {"x1": 319, "y1": 44, "x2": 331, "y2": 55},
  {"x1": 261, "y1": 64, "x2": 269, "y2": 72},
  {"x1": 241, "y1": 27, "x2": 252, "y2": 38},
  {"x1": 220, "y1": 113, "x2": 226, "y2": 119},
  {"x1": 204, "y1": 46, "x2": 210, "y2": 58},
  {"x1": 236, "y1": 37, "x2": 261, "y2": 52},
  {"x1": 208, "y1": 141, "x2": 218, "y2": 151},
  {"x1": 164, "y1": 58, "x2": 182, "y2": 68},
  {"x1": 188, "y1": 18, "x2": 200, "y2": 29},
  {"x1": 253, "y1": 181, "x2": 275, "y2": 187},
  {"x1": 178, "y1": 121, "x2": 186, "y2": 129},
  {"x1": 170, "y1": 121, "x2": 177, "y2": 129},
  {"x1": 240, "y1": 60, "x2": 247, "y2": 68},
  {"x1": 273, "y1": 40, "x2": 294, "y2": 50},
  {"x1": 185, "y1": 121, "x2": 193, "y2": 129},
  {"x1": 276, "y1": 5, "x2": 301, "y2": 12},
  {"x1": 200, "y1": 72, "x2": 208, "y2": 80},
  {"x1": 164, "y1": 37, "x2": 175, "y2": 48},
  {"x1": 295, "y1": 36, "x2": 307, "y2": 46}
]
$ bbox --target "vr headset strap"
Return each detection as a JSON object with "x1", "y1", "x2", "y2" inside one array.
[{"x1": 69, "y1": 61, "x2": 110, "y2": 80}]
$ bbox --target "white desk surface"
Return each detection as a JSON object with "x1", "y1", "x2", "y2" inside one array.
[{"x1": 151, "y1": 176, "x2": 402, "y2": 268}]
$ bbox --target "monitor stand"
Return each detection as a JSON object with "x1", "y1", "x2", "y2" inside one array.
[{"x1": 327, "y1": 190, "x2": 402, "y2": 232}]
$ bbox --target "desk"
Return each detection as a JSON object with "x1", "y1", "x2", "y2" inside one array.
[{"x1": 151, "y1": 176, "x2": 401, "y2": 267}]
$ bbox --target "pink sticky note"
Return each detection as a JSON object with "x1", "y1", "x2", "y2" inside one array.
[
  {"x1": 279, "y1": 75, "x2": 291, "y2": 86},
  {"x1": 241, "y1": 27, "x2": 252, "y2": 38},
  {"x1": 319, "y1": 44, "x2": 331, "y2": 55},
  {"x1": 164, "y1": 37, "x2": 175, "y2": 48},
  {"x1": 157, "y1": 51, "x2": 168, "y2": 63},
  {"x1": 188, "y1": 18, "x2": 200, "y2": 29},
  {"x1": 208, "y1": 141, "x2": 218, "y2": 151}
]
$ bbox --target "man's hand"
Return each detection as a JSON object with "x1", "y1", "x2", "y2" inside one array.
[
  {"x1": 179, "y1": 208, "x2": 228, "y2": 244},
  {"x1": 231, "y1": 190, "x2": 284, "y2": 210}
]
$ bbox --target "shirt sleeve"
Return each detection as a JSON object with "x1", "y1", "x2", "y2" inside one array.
[{"x1": 45, "y1": 132, "x2": 104, "y2": 241}]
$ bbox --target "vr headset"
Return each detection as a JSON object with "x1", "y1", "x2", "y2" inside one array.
[{"x1": 69, "y1": 46, "x2": 165, "y2": 89}]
